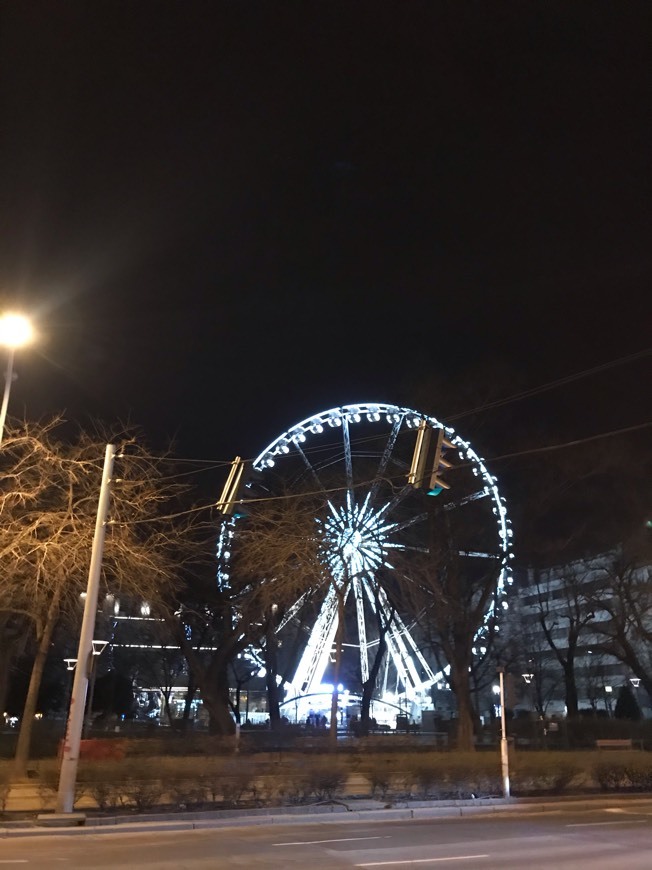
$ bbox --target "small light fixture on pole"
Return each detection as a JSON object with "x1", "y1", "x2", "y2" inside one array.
[
  {"x1": 497, "y1": 667, "x2": 511, "y2": 799},
  {"x1": 0, "y1": 312, "x2": 33, "y2": 446}
]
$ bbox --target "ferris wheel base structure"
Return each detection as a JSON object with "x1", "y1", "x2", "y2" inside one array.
[{"x1": 226, "y1": 403, "x2": 513, "y2": 726}]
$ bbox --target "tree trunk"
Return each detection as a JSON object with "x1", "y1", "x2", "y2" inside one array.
[
  {"x1": 265, "y1": 617, "x2": 281, "y2": 729},
  {"x1": 329, "y1": 592, "x2": 345, "y2": 749},
  {"x1": 450, "y1": 661, "x2": 475, "y2": 751},
  {"x1": 360, "y1": 631, "x2": 387, "y2": 737},
  {"x1": 181, "y1": 675, "x2": 197, "y2": 728},
  {"x1": 563, "y1": 658, "x2": 579, "y2": 717},
  {"x1": 204, "y1": 663, "x2": 235, "y2": 735},
  {"x1": 14, "y1": 593, "x2": 61, "y2": 777},
  {"x1": 177, "y1": 630, "x2": 235, "y2": 735}
]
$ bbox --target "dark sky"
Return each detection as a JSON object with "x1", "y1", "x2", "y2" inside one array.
[{"x1": 1, "y1": 2, "x2": 650, "y2": 466}]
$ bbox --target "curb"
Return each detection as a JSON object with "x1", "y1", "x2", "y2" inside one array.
[{"x1": 4, "y1": 794, "x2": 652, "y2": 839}]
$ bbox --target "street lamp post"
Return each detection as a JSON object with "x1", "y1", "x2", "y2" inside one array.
[
  {"x1": 0, "y1": 312, "x2": 33, "y2": 445},
  {"x1": 497, "y1": 667, "x2": 511, "y2": 798}
]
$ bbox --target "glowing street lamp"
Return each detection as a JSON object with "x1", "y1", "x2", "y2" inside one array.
[{"x1": 0, "y1": 312, "x2": 33, "y2": 445}]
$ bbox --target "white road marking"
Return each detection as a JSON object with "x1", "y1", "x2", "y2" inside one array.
[
  {"x1": 356, "y1": 856, "x2": 489, "y2": 867},
  {"x1": 274, "y1": 835, "x2": 387, "y2": 846},
  {"x1": 566, "y1": 820, "x2": 648, "y2": 827}
]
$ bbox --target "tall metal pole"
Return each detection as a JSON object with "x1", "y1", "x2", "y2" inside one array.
[
  {"x1": 498, "y1": 668, "x2": 511, "y2": 798},
  {"x1": 56, "y1": 444, "x2": 116, "y2": 815},
  {"x1": 0, "y1": 347, "x2": 15, "y2": 447},
  {"x1": 83, "y1": 655, "x2": 98, "y2": 740}
]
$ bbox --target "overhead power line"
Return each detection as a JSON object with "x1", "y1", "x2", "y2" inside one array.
[{"x1": 445, "y1": 347, "x2": 652, "y2": 422}]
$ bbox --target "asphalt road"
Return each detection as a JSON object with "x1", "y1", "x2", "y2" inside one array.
[{"x1": 3, "y1": 802, "x2": 652, "y2": 868}]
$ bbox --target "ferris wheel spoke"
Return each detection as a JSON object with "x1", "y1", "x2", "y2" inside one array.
[
  {"x1": 371, "y1": 583, "x2": 435, "y2": 689},
  {"x1": 294, "y1": 442, "x2": 329, "y2": 492},
  {"x1": 276, "y1": 590, "x2": 310, "y2": 632},
  {"x1": 377, "y1": 512, "x2": 427, "y2": 538},
  {"x1": 443, "y1": 489, "x2": 490, "y2": 511},
  {"x1": 353, "y1": 577, "x2": 370, "y2": 684},
  {"x1": 384, "y1": 542, "x2": 429, "y2": 554},
  {"x1": 342, "y1": 417, "x2": 354, "y2": 505},
  {"x1": 291, "y1": 584, "x2": 347, "y2": 695},
  {"x1": 368, "y1": 417, "x2": 402, "y2": 505},
  {"x1": 377, "y1": 484, "x2": 420, "y2": 523},
  {"x1": 458, "y1": 550, "x2": 501, "y2": 559}
]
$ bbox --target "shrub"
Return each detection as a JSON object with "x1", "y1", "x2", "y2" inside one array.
[
  {"x1": 274, "y1": 766, "x2": 313, "y2": 805},
  {"x1": 120, "y1": 763, "x2": 164, "y2": 811},
  {"x1": 512, "y1": 756, "x2": 581, "y2": 795},
  {"x1": 219, "y1": 762, "x2": 254, "y2": 805},
  {"x1": 79, "y1": 763, "x2": 126, "y2": 810},
  {"x1": 594, "y1": 761, "x2": 631, "y2": 791},
  {"x1": 0, "y1": 763, "x2": 10, "y2": 812},
  {"x1": 38, "y1": 765, "x2": 86, "y2": 809},
  {"x1": 167, "y1": 779, "x2": 208, "y2": 809},
  {"x1": 363, "y1": 757, "x2": 398, "y2": 799},
  {"x1": 407, "y1": 758, "x2": 441, "y2": 798},
  {"x1": 623, "y1": 758, "x2": 652, "y2": 791},
  {"x1": 303, "y1": 758, "x2": 347, "y2": 801}
]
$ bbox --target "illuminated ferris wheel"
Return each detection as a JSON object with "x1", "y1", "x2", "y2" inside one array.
[{"x1": 222, "y1": 403, "x2": 512, "y2": 714}]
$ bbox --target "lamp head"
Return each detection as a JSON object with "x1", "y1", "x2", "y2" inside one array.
[{"x1": 0, "y1": 313, "x2": 33, "y2": 348}]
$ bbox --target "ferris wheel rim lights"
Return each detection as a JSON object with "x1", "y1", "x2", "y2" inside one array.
[{"x1": 252, "y1": 402, "x2": 513, "y2": 592}]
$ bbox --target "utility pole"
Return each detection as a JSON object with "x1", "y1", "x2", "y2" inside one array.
[{"x1": 56, "y1": 444, "x2": 116, "y2": 818}]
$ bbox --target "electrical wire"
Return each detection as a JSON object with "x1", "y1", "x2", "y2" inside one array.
[
  {"x1": 112, "y1": 418, "x2": 651, "y2": 522},
  {"x1": 444, "y1": 347, "x2": 652, "y2": 422}
]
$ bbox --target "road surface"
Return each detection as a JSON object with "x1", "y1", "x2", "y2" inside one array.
[{"x1": 3, "y1": 801, "x2": 652, "y2": 867}]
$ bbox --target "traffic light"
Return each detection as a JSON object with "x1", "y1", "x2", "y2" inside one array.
[
  {"x1": 408, "y1": 422, "x2": 454, "y2": 495},
  {"x1": 427, "y1": 428, "x2": 454, "y2": 496},
  {"x1": 216, "y1": 456, "x2": 248, "y2": 517},
  {"x1": 407, "y1": 420, "x2": 432, "y2": 488}
]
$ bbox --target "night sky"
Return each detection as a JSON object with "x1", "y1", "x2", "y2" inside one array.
[{"x1": 1, "y1": 3, "x2": 650, "y2": 473}]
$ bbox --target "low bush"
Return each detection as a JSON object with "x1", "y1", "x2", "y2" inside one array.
[
  {"x1": 79, "y1": 763, "x2": 126, "y2": 810},
  {"x1": 37, "y1": 764, "x2": 86, "y2": 809},
  {"x1": 167, "y1": 778, "x2": 208, "y2": 809},
  {"x1": 624, "y1": 760, "x2": 652, "y2": 791},
  {"x1": 512, "y1": 754, "x2": 582, "y2": 795},
  {"x1": 218, "y1": 760, "x2": 255, "y2": 805},
  {"x1": 363, "y1": 757, "x2": 399, "y2": 800},
  {"x1": 303, "y1": 758, "x2": 348, "y2": 801},
  {"x1": 593, "y1": 753, "x2": 652, "y2": 792},
  {"x1": 0, "y1": 763, "x2": 10, "y2": 812},
  {"x1": 595, "y1": 760, "x2": 631, "y2": 791},
  {"x1": 120, "y1": 763, "x2": 165, "y2": 811}
]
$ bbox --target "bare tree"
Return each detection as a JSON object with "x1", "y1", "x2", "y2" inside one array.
[
  {"x1": 401, "y1": 502, "x2": 503, "y2": 751},
  {"x1": 171, "y1": 489, "x2": 328, "y2": 735},
  {"x1": 588, "y1": 535, "x2": 652, "y2": 704},
  {"x1": 0, "y1": 417, "x2": 203, "y2": 775},
  {"x1": 528, "y1": 561, "x2": 599, "y2": 718}
]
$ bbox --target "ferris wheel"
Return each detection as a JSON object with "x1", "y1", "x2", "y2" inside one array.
[{"x1": 222, "y1": 403, "x2": 512, "y2": 713}]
